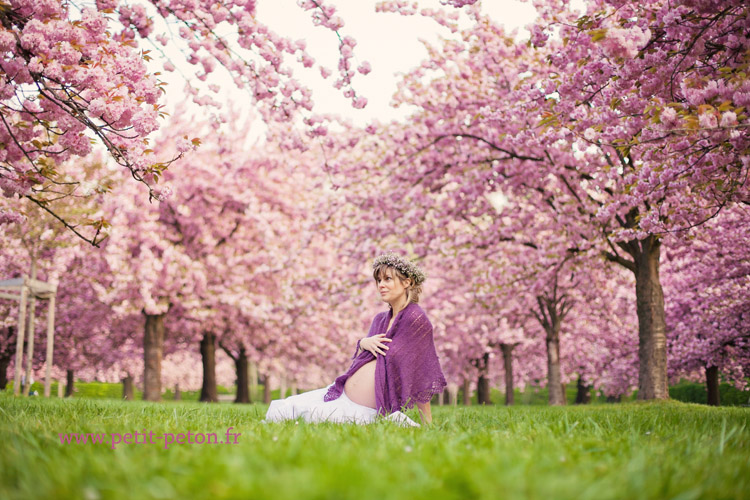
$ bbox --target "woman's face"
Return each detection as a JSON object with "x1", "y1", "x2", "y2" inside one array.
[{"x1": 375, "y1": 267, "x2": 409, "y2": 305}]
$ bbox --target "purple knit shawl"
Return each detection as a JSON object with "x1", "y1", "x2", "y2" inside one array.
[{"x1": 324, "y1": 302, "x2": 447, "y2": 416}]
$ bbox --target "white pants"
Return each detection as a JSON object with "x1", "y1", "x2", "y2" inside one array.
[{"x1": 264, "y1": 386, "x2": 420, "y2": 427}]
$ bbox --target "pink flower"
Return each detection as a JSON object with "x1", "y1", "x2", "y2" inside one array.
[
  {"x1": 0, "y1": 208, "x2": 26, "y2": 225},
  {"x1": 309, "y1": 125, "x2": 327, "y2": 137},
  {"x1": 300, "y1": 54, "x2": 314, "y2": 68},
  {"x1": 602, "y1": 26, "x2": 651, "y2": 59},
  {"x1": 153, "y1": 184, "x2": 173, "y2": 201},
  {"x1": 529, "y1": 25, "x2": 549, "y2": 48},
  {"x1": 176, "y1": 136, "x2": 195, "y2": 153},
  {"x1": 56, "y1": 41, "x2": 82, "y2": 65},
  {"x1": 81, "y1": 8, "x2": 107, "y2": 34},
  {"x1": 132, "y1": 109, "x2": 158, "y2": 135},
  {"x1": 352, "y1": 96, "x2": 367, "y2": 109},
  {"x1": 720, "y1": 111, "x2": 737, "y2": 127},
  {"x1": 87, "y1": 97, "x2": 107, "y2": 118},
  {"x1": 44, "y1": 61, "x2": 63, "y2": 80},
  {"x1": 96, "y1": 0, "x2": 118, "y2": 10},
  {"x1": 661, "y1": 107, "x2": 677, "y2": 124},
  {"x1": 698, "y1": 112, "x2": 717, "y2": 129},
  {"x1": 0, "y1": 31, "x2": 15, "y2": 52},
  {"x1": 28, "y1": 57, "x2": 43, "y2": 74},
  {"x1": 357, "y1": 61, "x2": 372, "y2": 75}
]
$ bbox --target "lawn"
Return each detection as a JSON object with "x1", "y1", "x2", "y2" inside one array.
[
  {"x1": 0, "y1": 393, "x2": 748, "y2": 500},
  {"x1": 13, "y1": 378, "x2": 750, "y2": 406}
]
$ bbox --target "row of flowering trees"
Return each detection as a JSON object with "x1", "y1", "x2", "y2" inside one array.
[
  {"x1": 2, "y1": 0, "x2": 748, "y2": 405},
  {"x1": 1, "y1": 108, "x2": 369, "y2": 402},
  {"x1": 315, "y1": 0, "x2": 749, "y2": 403}
]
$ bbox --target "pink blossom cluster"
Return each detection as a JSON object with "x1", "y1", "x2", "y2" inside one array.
[
  {"x1": 375, "y1": 1, "x2": 420, "y2": 16},
  {"x1": 0, "y1": 0, "x2": 168, "y2": 223},
  {"x1": 600, "y1": 25, "x2": 651, "y2": 59},
  {"x1": 1, "y1": 0, "x2": 372, "y2": 231}
]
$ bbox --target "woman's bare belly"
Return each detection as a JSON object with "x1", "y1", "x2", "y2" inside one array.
[{"x1": 344, "y1": 360, "x2": 377, "y2": 408}]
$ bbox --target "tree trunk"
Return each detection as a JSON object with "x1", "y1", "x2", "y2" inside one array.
[
  {"x1": 65, "y1": 369, "x2": 74, "y2": 397},
  {"x1": 633, "y1": 236, "x2": 669, "y2": 400},
  {"x1": 501, "y1": 344, "x2": 515, "y2": 406},
  {"x1": 263, "y1": 374, "x2": 271, "y2": 404},
  {"x1": 462, "y1": 379, "x2": 471, "y2": 406},
  {"x1": 0, "y1": 352, "x2": 10, "y2": 391},
  {"x1": 477, "y1": 352, "x2": 492, "y2": 405},
  {"x1": 0, "y1": 326, "x2": 14, "y2": 390},
  {"x1": 199, "y1": 332, "x2": 218, "y2": 403},
  {"x1": 235, "y1": 346, "x2": 250, "y2": 404},
  {"x1": 174, "y1": 383, "x2": 181, "y2": 401},
  {"x1": 279, "y1": 372, "x2": 288, "y2": 400},
  {"x1": 545, "y1": 320, "x2": 566, "y2": 406},
  {"x1": 448, "y1": 384, "x2": 458, "y2": 405},
  {"x1": 249, "y1": 361, "x2": 259, "y2": 402},
  {"x1": 575, "y1": 376, "x2": 591, "y2": 404},
  {"x1": 143, "y1": 313, "x2": 166, "y2": 402},
  {"x1": 477, "y1": 375, "x2": 491, "y2": 405},
  {"x1": 122, "y1": 374, "x2": 134, "y2": 400},
  {"x1": 706, "y1": 365, "x2": 720, "y2": 406}
]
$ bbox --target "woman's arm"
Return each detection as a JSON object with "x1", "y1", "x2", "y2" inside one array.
[{"x1": 416, "y1": 401, "x2": 432, "y2": 424}]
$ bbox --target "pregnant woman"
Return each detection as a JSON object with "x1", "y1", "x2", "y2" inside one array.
[{"x1": 264, "y1": 252, "x2": 447, "y2": 426}]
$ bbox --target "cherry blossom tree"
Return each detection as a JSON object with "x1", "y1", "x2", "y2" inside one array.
[
  {"x1": 508, "y1": 0, "x2": 748, "y2": 400},
  {"x1": 425, "y1": 254, "x2": 538, "y2": 406},
  {"x1": 0, "y1": 154, "x2": 122, "y2": 394},
  {"x1": 95, "y1": 108, "x2": 293, "y2": 400},
  {"x1": 342, "y1": 0, "x2": 749, "y2": 401},
  {"x1": 0, "y1": 234, "x2": 26, "y2": 389},
  {"x1": 665, "y1": 206, "x2": 750, "y2": 405},
  {"x1": 0, "y1": 0, "x2": 370, "y2": 242}
]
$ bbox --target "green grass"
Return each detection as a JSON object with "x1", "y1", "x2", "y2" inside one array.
[
  {"x1": 5, "y1": 380, "x2": 236, "y2": 401},
  {"x1": 668, "y1": 380, "x2": 750, "y2": 407},
  {"x1": 10, "y1": 378, "x2": 749, "y2": 406},
  {"x1": 0, "y1": 393, "x2": 748, "y2": 500},
  {"x1": 472, "y1": 380, "x2": 750, "y2": 406}
]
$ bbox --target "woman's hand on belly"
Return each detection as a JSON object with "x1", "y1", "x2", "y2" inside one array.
[{"x1": 344, "y1": 360, "x2": 377, "y2": 409}]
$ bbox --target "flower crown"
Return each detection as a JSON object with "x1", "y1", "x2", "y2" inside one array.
[{"x1": 372, "y1": 252, "x2": 426, "y2": 286}]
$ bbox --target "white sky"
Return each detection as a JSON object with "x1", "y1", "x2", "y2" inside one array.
[
  {"x1": 256, "y1": 0, "x2": 538, "y2": 125},
  {"x1": 158, "y1": 0, "x2": 539, "y2": 126}
]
